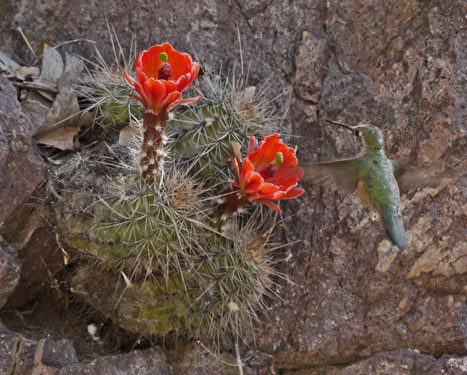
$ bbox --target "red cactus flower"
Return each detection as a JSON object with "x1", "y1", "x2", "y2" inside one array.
[
  {"x1": 124, "y1": 43, "x2": 200, "y2": 115},
  {"x1": 232, "y1": 134, "x2": 305, "y2": 213}
]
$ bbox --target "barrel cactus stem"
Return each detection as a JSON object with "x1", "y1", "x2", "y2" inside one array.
[{"x1": 141, "y1": 109, "x2": 169, "y2": 178}]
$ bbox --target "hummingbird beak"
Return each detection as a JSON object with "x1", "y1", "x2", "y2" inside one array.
[{"x1": 325, "y1": 119, "x2": 355, "y2": 131}]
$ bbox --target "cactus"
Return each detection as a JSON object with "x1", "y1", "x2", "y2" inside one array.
[
  {"x1": 70, "y1": 209, "x2": 280, "y2": 343},
  {"x1": 74, "y1": 30, "x2": 142, "y2": 127},
  {"x1": 75, "y1": 61, "x2": 143, "y2": 127},
  {"x1": 60, "y1": 165, "x2": 209, "y2": 278},
  {"x1": 168, "y1": 69, "x2": 283, "y2": 189},
  {"x1": 54, "y1": 42, "x2": 297, "y2": 351}
]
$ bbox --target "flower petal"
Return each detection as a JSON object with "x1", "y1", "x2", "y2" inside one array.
[
  {"x1": 174, "y1": 96, "x2": 201, "y2": 106},
  {"x1": 249, "y1": 134, "x2": 281, "y2": 170},
  {"x1": 123, "y1": 72, "x2": 136, "y2": 86},
  {"x1": 234, "y1": 157, "x2": 241, "y2": 181},
  {"x1": 241, "y1": 158, "x2": 255, "y2": 180},
  {"x1": 126, "y1": 44, "x2": 200, "y2": 114},
  {"x1": 258, "y1": 200, "x2": 282, "y2": 213},
  {"x1": 186, "y1": 62, "x2": 200, "y2": 88},
  {"x1": 243, "y1": 171, "x2": 264, "y2": 194},
  {"x1": 257, "y1": 182, "x2": 280, "y2": 195},
  {"x1": 280, "y1": 148, "x2": 299, "y2": 167},
  {"x1": 226, "y1": 133, "x2": 304, "y2": 214},
  {"x1": 267, "y1": 166, "x2": 304, "y2": 187},
  {"x1": 247, "y1": 136, "x2": 258, "y2": 156},
  {"x1": 283, "y1": 186, "x2": 305, "y2": 199},
  {"x1": 135, "y1": 67, "x2": 148, "y2": 87},
  {"x1": 144, "y1": 79, "x2": 166, "y2": 110},
  {"x1": 162, "y1": 80, "x2": 178, "y2": 95},
  {"x1": 129, "y1": 93, "x2": 147, "y2": 106},
  {"x1": 176, "y1": 74, "x2": 189, "y2": 91},
  {"x1": 138, "y1": 44, "x2": 174, "y2": 79},
  {"x1": 167, "y1": 50, "x2": 192, "y2": 80},
  {"x1": 161, "y1": 91, "x2": 181, "y2": 107}
]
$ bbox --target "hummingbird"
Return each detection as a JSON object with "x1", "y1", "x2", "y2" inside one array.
[{"x1": 303, "y1": 120, "x2": 408, "y2": 250}]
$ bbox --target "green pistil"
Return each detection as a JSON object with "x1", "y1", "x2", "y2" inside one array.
[
  {"x1": 274, "y1": 152, "x2": 284, "y2": 165},
  {"x1": 159, "y1": 52, "x2": 168, "y2": 62}
]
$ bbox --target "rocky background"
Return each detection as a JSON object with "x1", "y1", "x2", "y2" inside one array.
[{"x1": 1, "y1": 0, "x2": 466, "y2": 374}]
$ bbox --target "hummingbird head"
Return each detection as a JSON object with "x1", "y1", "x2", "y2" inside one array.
[{"x1": 325, "y1": 120, "x2": 384, "y2": 151}]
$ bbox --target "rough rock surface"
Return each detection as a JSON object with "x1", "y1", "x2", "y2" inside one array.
[
  {"x1": 0, "y1": 0, "x2": 466, "y2": 374},
  {"x1": 0, "y1": 242, "x2": 20, "y2": 309},
  {"x1": 0, "y1": 75, "x2": 60, "y2": 309},
  {"x1": 0, "y1": 326, "x2": 172, "y2": 375},
  {"x1": 0, "y1": 76, "x2": 46, "y2": 227},
  {"x1": 282, "y1": 350, "x2": 467, "y2": 375}
]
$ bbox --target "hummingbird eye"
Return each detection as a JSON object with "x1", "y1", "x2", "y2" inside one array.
[{"x1": 355, "y1": 130, "x2": 360, "y2": 137}]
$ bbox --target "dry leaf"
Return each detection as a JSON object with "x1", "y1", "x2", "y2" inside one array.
[
  {"x1": 118, "y1": 124, "x2": 141, "y2": 146},
  {"x1": 64, "y1": 52, "x2": 84, "y2": 84},
  {"x1": 15, "y1": 66, "x2": 40, "y2": 81},
  {"x1": 33, "y1": 72, "x2": 81, "y2": 150},
  {"x1": 35, "y1": 72, "x2": 80, "y2": 136},
  {"x1": 22, "y1": 99, "x2": 50, "y2": 133},
  {"x1": 230, "y1": 140, "x2": 242, "y2": 160},
  {"x1": 34, "y1": 79, "x2": 58, "y2": 101},
  {"x1": 40, "y1": 44, "x2": 64, "y2": 82},
  {"x1": 35, "y1": 126, "x2": 79, "y2": 151}
]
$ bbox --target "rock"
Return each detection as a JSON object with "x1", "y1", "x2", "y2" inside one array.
[
  {"x1": 282, "y1": 350, "x2": 443, "y2": 374},
  {"x1": 0, "y1": 241, "x2": 20, "y2": 309},
  {"x1": 0, "y1": 49, "x2": 20, "y2": 75},
  {"x1": 34, "y1": 338, "x2": 78, "y2": 369},
  {"x1": 0, "y1": 326, "x2": 172, "y2": 375},
  {"x1": 445, "y1": 357, "x2": 467, "y2": 375},
  {"x1": 57, "y1": 347, "x2": 171, "y2": 375},
  {"x1": 0, "y1": 204, "x2": 61, "y2": 309},
  {"x1": 0, "y1": 326, "x2": 37, "y2": 375},
  {"x1": 0, "y1": 82, "x2": 62, "y2": 307},
  {"x1": 294, "y1": 31, "x2": 327, "y2": 103},
  {"x1": 168, "y1": 343, "x2": 243, "y2": 375},
  {"x1": 0, "y1": 0, "x2": 466, "y2": 373},
  {"x1": 0, "y1": 75, "x2": 46, "y2": 228}
]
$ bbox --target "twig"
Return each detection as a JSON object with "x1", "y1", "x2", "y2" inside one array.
[
  {"x1": 17, "y1": 27, "x2": 39, "y2": 63},
  {"x1": 53, "y1": 38, "x2": 97, "y2": 49},
  {"x1": 231, "y1": 320, "x2": 244, "y2": 375},
  {"x1": 10, "y1": 80, "x2": 58, "y2": 93}
]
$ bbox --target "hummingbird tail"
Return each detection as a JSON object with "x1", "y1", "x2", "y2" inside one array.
[{"x1": 383, "y1": 215, "x2": 407, "y2": 250}]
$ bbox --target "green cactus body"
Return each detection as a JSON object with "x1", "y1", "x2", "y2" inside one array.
[
  {"x1": 71, "y1": 211, "x2": 276, "y2": 341},
  {"x1": 76, "y1": 69, "x2": 143, "y2": 127},
  {"x1": 59, "y1": 62, "x2": 288, "y2": 347},
  {"x1": 61, "y1": 171, "x2": 208, "y2": 276},
  {"x1": 169, "y1": 106, "x2": 240, "y2": 184},
  {"x1": 96, "y1": 86, "x2": 141, "y2": 125},
  {"x1": 168, "y1": 73, "x2": 281, "y2": 190}
]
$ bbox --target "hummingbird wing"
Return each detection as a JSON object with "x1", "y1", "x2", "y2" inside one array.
[
  {"x1": 391, "y1": 159, "x2": 458, "y2": 192},
  {"x1": 301, "y1": 157, "x2": 366, "y2": 192}
]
